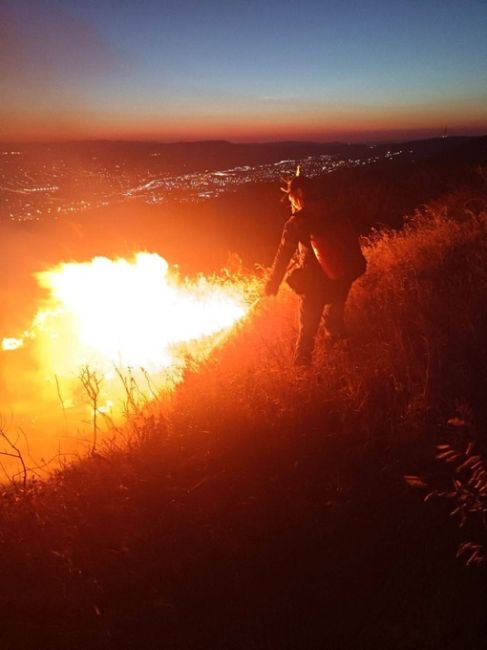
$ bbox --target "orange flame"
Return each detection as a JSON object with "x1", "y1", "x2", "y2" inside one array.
[
  {"x1": 27, "y1": 252, "x2": 251, "y2": 379},
  {"x1": 0, "y1": 251, "x2": 256, "y2": 474}
]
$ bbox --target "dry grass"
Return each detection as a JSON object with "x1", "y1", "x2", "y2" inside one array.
[{"x1": 0, "y1": 189, "x2": 487, "y2": 649}]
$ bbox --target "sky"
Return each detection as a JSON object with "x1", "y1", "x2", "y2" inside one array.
[{"x1": 1, "y1": 0, "x2": 486, "y2": 142}]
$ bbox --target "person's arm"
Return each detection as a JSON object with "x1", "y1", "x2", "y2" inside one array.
[{"x1": 264, "y1": 217, "x2": 299, "y2": 295}]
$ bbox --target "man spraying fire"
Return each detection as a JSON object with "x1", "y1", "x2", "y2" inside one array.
[{"x1": 264, "y1": 171, "x2": 366, "y2": 365}]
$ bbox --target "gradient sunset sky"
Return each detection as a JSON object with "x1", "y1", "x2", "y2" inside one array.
[{"x1": 1, "y1": 0, "x2": 486, "y2": 142}]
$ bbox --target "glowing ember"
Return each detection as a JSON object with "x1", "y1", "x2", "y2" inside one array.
[
  {"x1": 30, "y1": 252, "x2": 249, "y2": 375},
  {"x1": 1, "y1": 337, "x2": 24, "y2": 351}
]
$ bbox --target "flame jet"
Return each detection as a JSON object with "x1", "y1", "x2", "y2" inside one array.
[
  {"x1": 0, "y1": 252, "x2": 255, "y2": 467},
  {"x1": 31, "y1": 252, "x2": 249, "y2": 375}
]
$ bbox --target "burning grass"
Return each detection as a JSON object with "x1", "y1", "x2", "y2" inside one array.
[
  {"x1": 33, "y1": 252, "x2": 252, "y2": 372},
  {"x1": 0, "y1": 189, "x2": 487, "y2": 649},
  {"x1": 0, "y1": 252, "x2": 261, "y2": 473}
]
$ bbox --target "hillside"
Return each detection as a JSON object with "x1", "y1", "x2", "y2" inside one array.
[
  {"x1": 3, "y1": 136, "x2": 479, "y2": 177},
  {"x1": 1, "y1": 188, "x2": 487, "y2": 649}
]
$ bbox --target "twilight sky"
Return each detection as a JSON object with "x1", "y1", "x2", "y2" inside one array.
[{"x1": 1, "y1": 0, "x2": 486, "y2": 142}]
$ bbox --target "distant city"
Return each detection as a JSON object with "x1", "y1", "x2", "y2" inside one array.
[{"x1": 0, "y1": 142, "x2": 409, "y2": 222}]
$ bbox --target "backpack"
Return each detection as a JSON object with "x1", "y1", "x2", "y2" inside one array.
[{"x1": 310, "y1": 218, "x2": 366, "y2": 281}]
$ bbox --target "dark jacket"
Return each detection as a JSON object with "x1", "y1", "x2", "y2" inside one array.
[{"x1": 267, "y1": 201, "x2": 365, "y2": 294}]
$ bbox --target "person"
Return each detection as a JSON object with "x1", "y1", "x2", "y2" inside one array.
[{"x1": 264, "y1": 173, "x2": 366, "y2": 365}]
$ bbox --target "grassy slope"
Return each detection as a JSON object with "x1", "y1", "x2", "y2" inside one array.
[{"x1": 1, "y1": 189, "x2": 487, "y2": 649}]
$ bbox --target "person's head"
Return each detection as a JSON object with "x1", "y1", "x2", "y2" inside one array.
[{"x1": 281, "y1": 175, "x2": 312, "y2": 212}]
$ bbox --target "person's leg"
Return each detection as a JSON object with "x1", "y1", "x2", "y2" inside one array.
[
  {"x1": 295, "y1": 291, "x2": 326, "y2": 365},
  {"x1": 323, "y1": 281, "x2": 352, "y2": 339}
]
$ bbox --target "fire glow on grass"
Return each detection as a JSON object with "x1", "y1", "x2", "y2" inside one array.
[
  {"x1": 0, "y1": 252, "x2": 255, "y2": 476},
  {"x1": 2, "y1": 252, "x2": 253, "y2": 412},
  {"x1": 32, "y1": 252, "x2": 249, "y2": 373}
]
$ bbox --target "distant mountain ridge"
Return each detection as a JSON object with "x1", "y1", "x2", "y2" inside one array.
[{"x1": 1, "y1": 136, "x2": 484, "y2": 176}]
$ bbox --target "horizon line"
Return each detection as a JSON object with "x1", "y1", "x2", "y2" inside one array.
[{"x1": 1, "y1": 133, "x2": 486, "y2": 148}]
